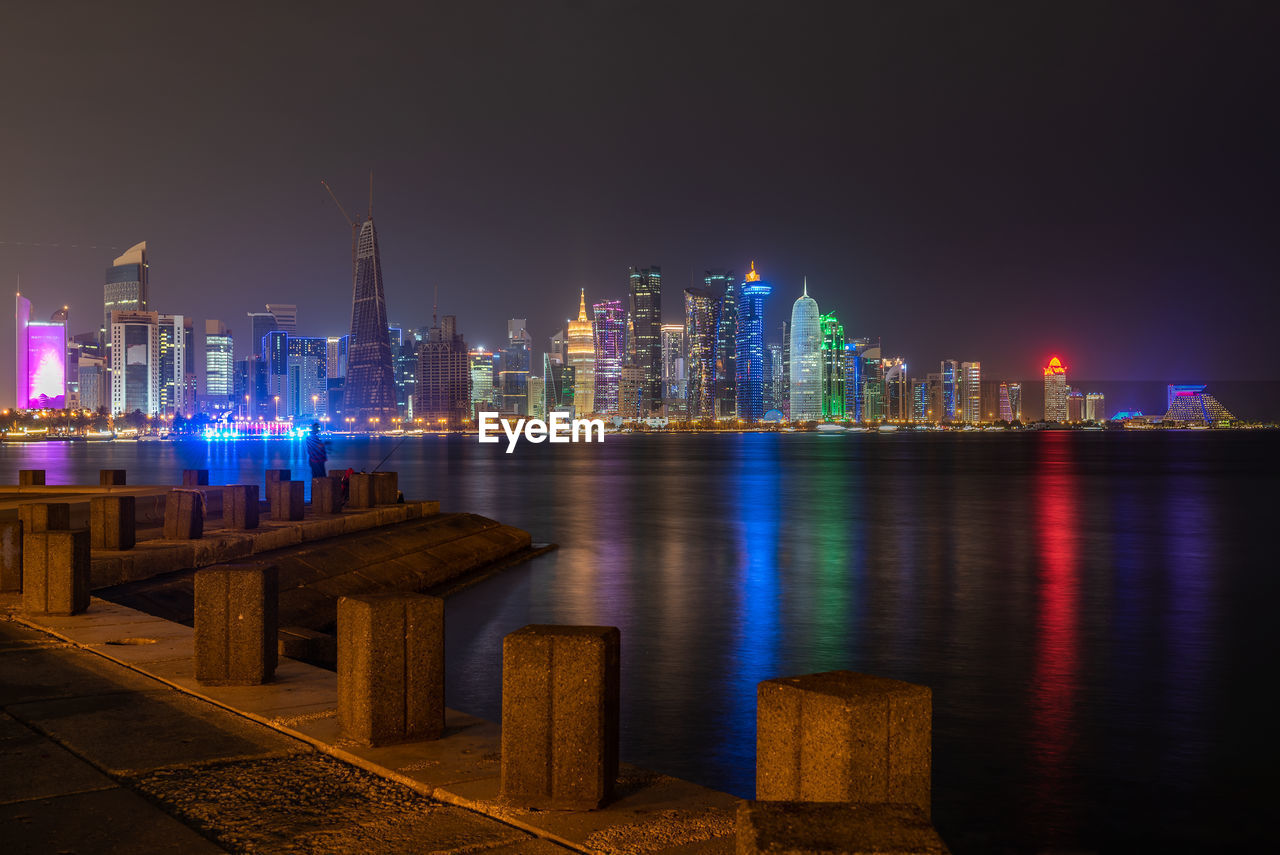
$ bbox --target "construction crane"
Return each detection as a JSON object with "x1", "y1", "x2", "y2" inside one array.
[{"x1": 320, "y1": 179, "x2": 360, "y2": 295}]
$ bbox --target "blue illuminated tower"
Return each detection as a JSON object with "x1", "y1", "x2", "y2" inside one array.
[{"x1": 735, "y1": 262, "x2": 771, "y2": 422}]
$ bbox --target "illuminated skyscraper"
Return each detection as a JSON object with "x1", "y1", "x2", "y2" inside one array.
[
  {"x1": 735, "y1": 263, "x2": 771, "y2": 422},
  {"x1": 819, "y1": 312, "x2": 845, "y2": 419},
  {"x1": 960, "y1": 361, "x2": 981, "y2": 423},
  {"x1": 1085, "y1": 392, "x2": 1106, "y2": 422},
  {"x1": 568, "y1": 290, "x2": 595, "y2": 416},
  {"x1": 592, "y1": 300, "x2": 625, "y2": 415},
  {"x1": 469, "y1": 348, "x2": 496, "y2": 411},
  {"x1": 884, "y1": 358, "x2": 908, "y2": 421},
  {"x1": 1043, "y1": 357, "x2": 1068, "y2": 421},
  {"x1": 204, "y1": 321, "x2": 234, "y2": 400},
  {"x1": 706, "y1": 270, "x2": 737, "y2": 418},
  {"x1": 684, "y1": 287, "x2": 718, "y2": 419},
  {"x1": 627, "y1": 266, "x2": 662, "y2": 412},
  {"x1": 940, "y1": 359, "x2": 960, "y2": 421},
  {"x1": 767, "y1": 341, "x2": 786, "y2": 415},
  {"x1": 911, "y1": 378, "x2": 929, "y2": 421},
  {"x1": 248, "y1": 312, "x2": 277, "y2": 359},
  {"x1": 1008, "y1": 382, "x2": 1023, "y2": 422},
  {"x1": 104, "y1": 241, "x2": 148, "y2": 340},
  {"x1": 110, "y1": 310, "x2": 160, "y2": 415},
  {"x1": 416, "y1": 314, "x2": 470, "y2": 427},
  {"x1": 998, "y1": 382, "x2": 1013, "y2": 421},
  {"x1": 14, "y1": 294, "x2": 68, "y2": 410},
  {"x1": 157, "y1": 314, "x2": 188, "y2": 415},
  {"x1": 660, "y1": 323, "x2": 686, "y2": 406},
  {"x1": 789, "y1": 279, "x2": 821, "y2": 421},
  {"x1": 1067, "y1": 389, "x2": 1085, "y2": 422},
  {"x1": 345, "y1": 216, "x2": 398, "y2": 427},
  {"x1": 500, "y1": 319, "x2": 531, "y2": 415},
  {"x1": 265, "y1": 303, "x2": 296, "y2": 333}
]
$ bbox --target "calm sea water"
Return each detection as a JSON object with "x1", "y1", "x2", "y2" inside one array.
[{"x1": 4, "y1": 431, "x2": 1277, "y2": 853}]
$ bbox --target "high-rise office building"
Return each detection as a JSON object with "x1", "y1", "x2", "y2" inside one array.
[
  {"x1": 683, "y1": 287, "x2": 718, "y2": 419},
  {"x1": 735, "y1": 263, "x2": 771, "y2": 422},
  {"x1": 1085, "y1": 392, "x2": 1106, "y2": 422},
  {"x1": 627, "y1": 266, "x2": 662, "y2": 412},
  {"x1": 265, "y1": 304, "x2": 297, "y2": 333},
  {"x1": 960, "y1": 361, "x2": 982, "y2": 423},
  {"x1": 204, "y1": 321, "x2": 234, "y2": 399},
  {"x1": 262, "y1": 330, "x2": 289, "y2": 419},
  {"x1": 940, "y1": 359, "x2": 960, "y2": 422},
  {"x1": 911, "y1": 378, "x2": 929, "y2": 421},
  {"x1": 1043, "y1": 357, "x2": 1068, "y2": 421},
  {"x1": 567, "y1": 290, "x2": 596, "y2": 416},
  {"x1": 618, "y1": 365, "x2": 644, "y2": 419},
  {"x1": 884, "y1": 358, "x2": 908, "y2": 421},
  {"x1": 819, "y1": 312, "x2": 845, "y2": 419},
  {"x1": 390, "y1": 325, "x2": 417, "y2": 415},
  {"x1": 288, "y1": 336, "x2": 328, "y2": 420},
  {"x1": 660, "y1": 323, "x2": 686, "y2": 406},
  {"x1": 326, "y1": 337, "x2": 344, "y2": 378},
  {"x1": 157, "y1": 314, "x2": 188, "y2": 416},
  {"x1": 1067, "y1": 389, "x2": 1086, "y2": 422},
  {"x1": 345, "y1": 216, "x2": 398, "y2": 427},
  {"x1": 592, "y1": 300, "x2": 624, "y2": 415},
  {"x1": 706, "y1": 270, "x2": 737, "y2": 418},
  {"x1": 470, "y1": 349, "x2": 496, "y2": 412},
  {"x1": 543, "y1": 354, "x2": 574, "y2": 413},
  {"x1": 499, "y1": 319, "x2": 532, "y2": 415},
  {"x1": 417, "y1": 314, "x2": 470, "y2": 428},
  {"x1": 527, "y1": 374, "x2": 546, "y2": 420},
  {"x1": 773, "y1": 321, "x2": 789, "y2": 418},
  {"x1": 109, "y1": 310, "x2": 159, "y2": 415},
  {"x1": 767, "y1": 341, "x2": 786, "y2": 415},
  {"x1": 14, "y1": 294, "x2": 67, "y2": 410},
  {"x1": 248, "y1": 312, "x2": 277, "y2": 359},
  {"x1": 1008, "y1": 382, "x2": 1023, "y2": 422},
  {"x1": 104, "y1": 242, "x2": 148, "y2": 341},
  {"x1": 789, "y1": 280, "x2": 821, "y2": 421},
  {"x1": 998, "y1": 382, "x2": 1014, "y2": 422}
]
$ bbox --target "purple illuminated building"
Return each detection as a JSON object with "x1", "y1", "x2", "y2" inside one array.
[
  {"x1": 592, "y1": 299, "x2": 624, "y2": 415},
  {"x1": 15, "y1": 294, "x2": 67, "y2": 410}
]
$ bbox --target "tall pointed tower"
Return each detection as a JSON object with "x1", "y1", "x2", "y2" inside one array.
[
  {"x1": 568, "y1": 289, "x2": 596, "y2": 416},
  {"x1": 346, "y1": 216, "x2": 398, "y2": 427}
]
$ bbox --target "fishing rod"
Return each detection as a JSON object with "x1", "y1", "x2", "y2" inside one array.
[{"x1": 372, "y1": 432, "x2": 410, "y2": 472}]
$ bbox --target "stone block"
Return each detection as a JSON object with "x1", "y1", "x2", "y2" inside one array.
[
  {"x1": 337, "y1": 593, "x2": 445, "y2": 746},
  {"x1": 182, "y1": 469, "x2": 210, "y2": 486},
  {"x1": 18, "y1": 503, "x2": 71, "y2": 533},
  {"x1": 757, "y1": 671, "x2": 932, "y2": 817},
  {"x1": 89, "y1": 495, "x2": 136, "y2": 550},
  {"x1": 270, "y1": 480, "x2": 304, "y2": 521},
  {"x1": 224, "y1": 484, "x2": 259, "y2": 530},
  {"x1": 99, "y1": 469, "x2": 126, "y2": 486},
  {"x1": 348, "y1": 473, "x2": 375, "y2": 509},
  {"x1": 194, "y1": 564, "x2": 278, "y2": 685},
  {"x1": 163, "y1": 490, "x2": 204, "y2": 540},
  {"x1": 265, "y1": 468, "x2": 291, "y2": 488},
  {"x1": 21, "y1": 529, "x2": 90, "y2": 616},
  {"x1": 311, "y1": 476, "x2": 343, "y2": 514},
  {"x1": 1, "y1": 519, "x2": 21, "y2": 592},
  {"x1": 373, "y1": 471, "x2": 398, "y2": 505},
  {"x1": 735, "y1": 801, "x2": 950, "y2": 855},
  {"x1": 501, "y1": 624, "x2": 620, "y2": 810},
  {"x1": 278, "y1": 625, "x2": 337, "y2": 665},
  {"x1": 18, "y1": 469, "x2": 45, "y2": 486}
]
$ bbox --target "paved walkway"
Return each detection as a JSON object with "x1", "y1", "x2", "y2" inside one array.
[{"x1": 0, "y1": 618, "x2": 566, "y2": 854}]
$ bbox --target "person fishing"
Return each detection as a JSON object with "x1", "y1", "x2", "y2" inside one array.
[{"x1": 306, "y1": 422, "x2": 328, "y2": 479}]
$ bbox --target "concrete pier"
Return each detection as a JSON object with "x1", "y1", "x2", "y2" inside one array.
[
  {"x1": 373, "y1": 471, "x2": 398, "y2": 505},
  {"x1": 756, "y1": 671, "x2": 932, "y2": 816},
  {"x1": 224, "y1": 484, "x2": 259, "y2": 530},
  {"x1": 0, "y1": 519, "x2": 19, "y2": 591},
  {"x1": 90, "y1": 494, "x2": 136, "y2": 550},
  {"x1": 182, "y1": 469, "x2": 210, "y2": 487},
  {"x1": 348, "y1": 473, "x2": 375, "y2": 509},
  {"x1": 312, "y1": 476, "x2": 342, "y2": 514},
  {"x1": 501, "y1": 624, "x2": 620, "y2": 810},
  {"x1": 99, "y1": 469, "x2": 127, "y2": 486},
  {"x1": 19, "y1": 502, "x2": 71, "y2": 533},
  {"x1": 337, "y1": 592, "x2": 445, "y2": 746},
  {"x1": 21, "y1": 529, "x2": 90, "y2": 615},
  {"x1": 265, "y1": 469, "x2": 291, "y2": 489},
  {"x1": 18, "y1": 469, "x2": 45, "y2": 486},
  {"x1": 735, "y1": 801, "x2": 950, "y2": 855},
  {"x1": 194, "y1": 563, "x2": 278, "y2": 685},
  {"x1": 164, "y1": 490, "x2": 204, "y2": 540},
  {"x1": 270, "y1": 480, "x2": 304, "y2": 521}
]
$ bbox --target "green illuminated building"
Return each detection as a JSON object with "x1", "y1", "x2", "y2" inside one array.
[{"x1": 820, "y1": 312, "x2": 845, "y2": 419}]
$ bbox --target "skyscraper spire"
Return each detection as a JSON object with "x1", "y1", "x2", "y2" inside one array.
[
  {"x1": 803, "y1": 276, "x2": 808, "y2": 297},
  {"x1": 578, "y1": 287, "x2": 588, "y2": 321}
]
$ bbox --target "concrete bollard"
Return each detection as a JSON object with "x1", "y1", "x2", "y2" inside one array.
[
  {"x1": 270, "y1": 480, "x2": 304, "y2": 521},
  {"x1": 500, "y1": 624, "x2": 620, "y2": 810},
  {"x1": 1, "y1": 520, "x2": 21, "y2": 592},
  {"x1": 311, "y1": 476, "x2": 343, "y2": 514},
  {"x1": 756, "y1": 671, "x2": 932, "y2": 817},
  {"x1": 194, "y1": 564, "x2": 278, "y2": 685},
  {"x1": 99, "y1": 469, "x2": 126, "y2": 486},
  {"x1": 89, "y1": 495, "x2": 136, "y2": 550},
  {"x1": 265, "y1": 468, "x2": 291, "y2": 490},
  {"x1": 734, "y1": 801, "x2": 949, "y2": 855},
  {"x1": 348, "y1": 473, "x2": 374, "y2": 509},
  {"x1": 18, "y1": 469, "x2": 45, "y2": 486},
  {"x1": 224, "y1": 484, "x2": 259, "y2": 530},
  {"x1": 163, "y1": 490, "x2": 204, "y2": 539},
  {"x1": 372, "y1": 471, "x2": 398, "y2": 505},
  {"x1": 18, "y1": 503, "x2": 71, "y2": 533},
  {"x1": 337, "y1": 593, "x2": 445, "y2": 746},
  {"x1": 21, "y1": 529, "x2": 90, "y2": 616},
  {"x1": 182, "y1": 469, "x2": 210, "y2": 486}
]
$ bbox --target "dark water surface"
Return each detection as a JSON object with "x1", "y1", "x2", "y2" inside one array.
[{"x1": 4, "y1": 431, "x2": 1277, "y2": 853}]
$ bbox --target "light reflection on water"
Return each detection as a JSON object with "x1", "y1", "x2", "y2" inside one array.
[{"x1": 4, "y1": 431, "x2": 1276, "y2": 853}]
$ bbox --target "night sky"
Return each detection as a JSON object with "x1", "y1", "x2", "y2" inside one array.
[{"x1": 2, "y1": 0, "x2": 1276, "y2": 405}]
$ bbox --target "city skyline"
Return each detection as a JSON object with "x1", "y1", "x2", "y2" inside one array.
[{"x1": 2, "y1": 2, "x2": 1276, "y2": 408}]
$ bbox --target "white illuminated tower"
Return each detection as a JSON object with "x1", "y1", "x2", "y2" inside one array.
[
  {"x1": 1043, "y1": 357, "x2": 1068, "y2": 421},
  {"x1": 788, "y1": 279, "x2": 821, "y2": 421}
]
